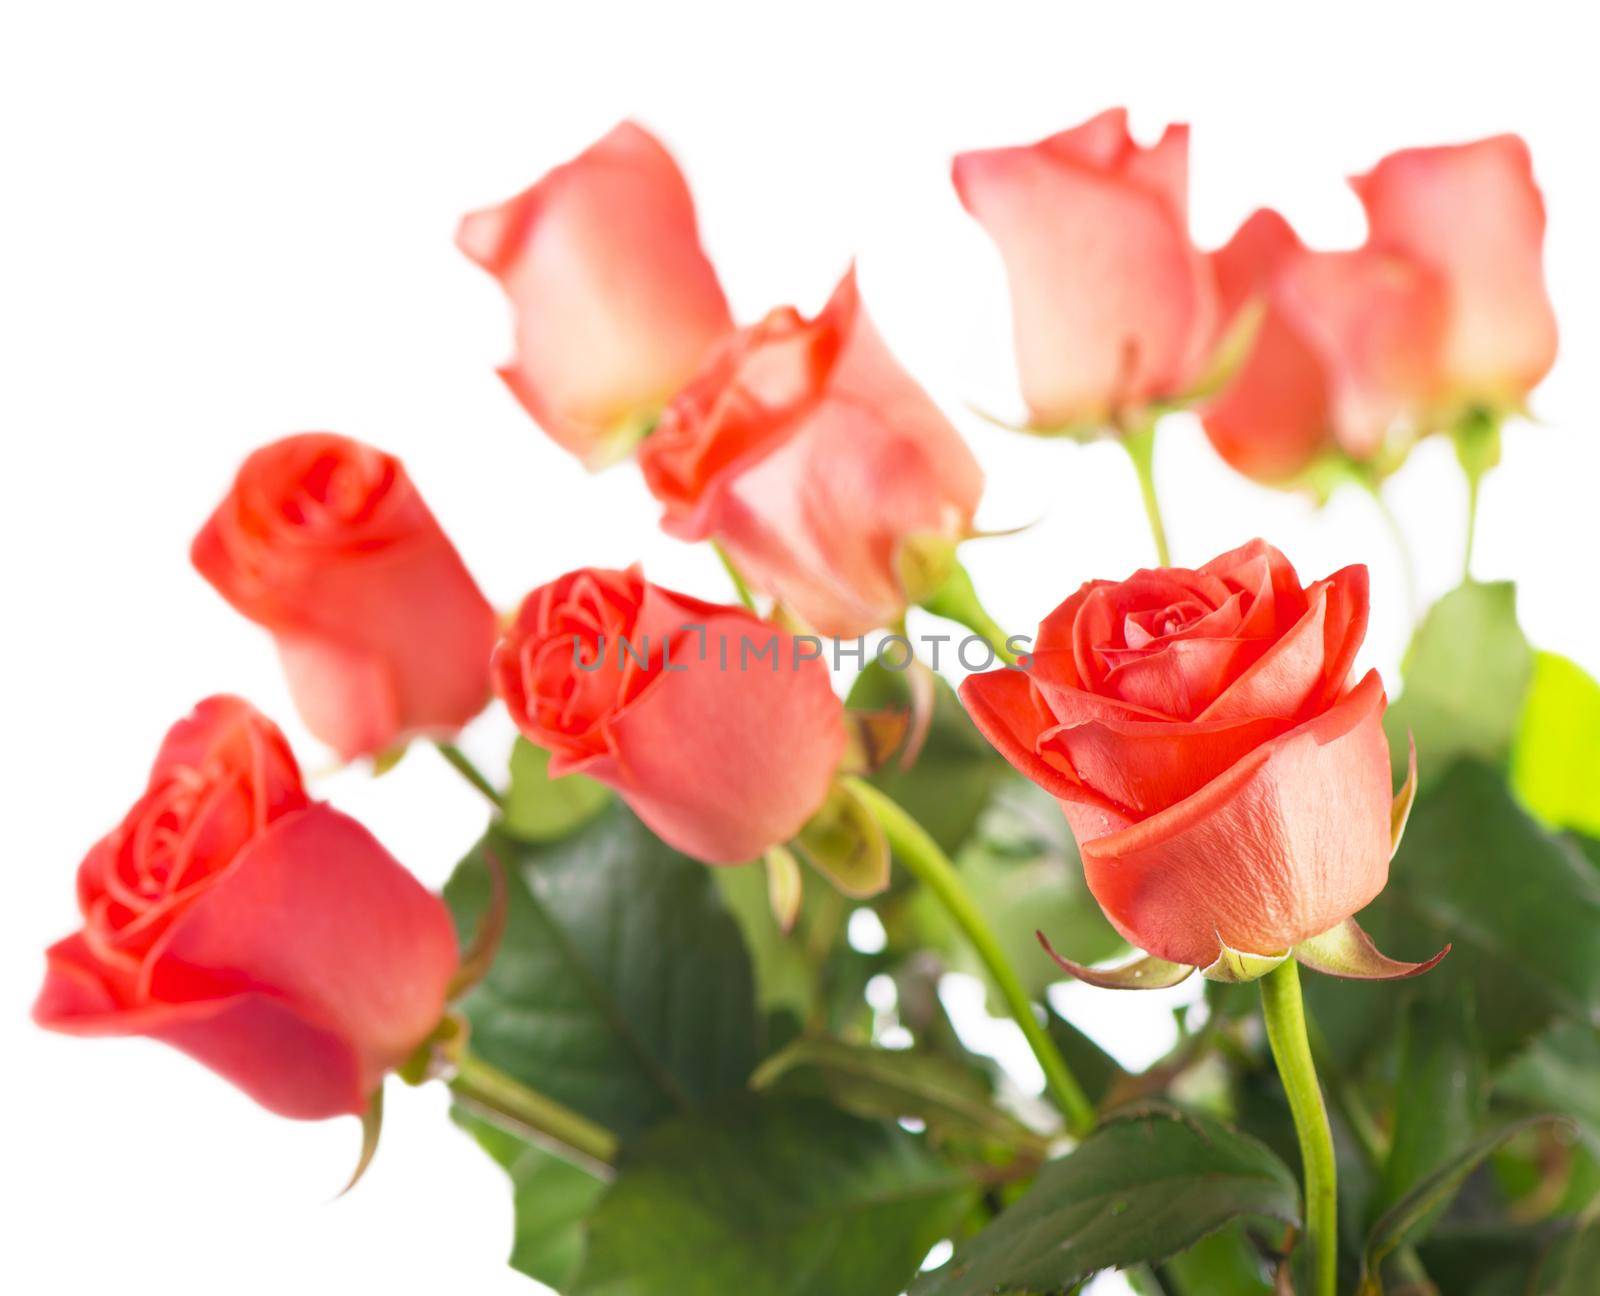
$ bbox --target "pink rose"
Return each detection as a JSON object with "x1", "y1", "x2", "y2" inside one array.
[
  {"x1": 458, "y1": 122, "x2": 734, "y2": 465},
  {"x1": 953, "y1": 108, "x2": 1218, "y2": 429}
]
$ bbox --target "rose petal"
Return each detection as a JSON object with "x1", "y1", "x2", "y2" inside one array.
[
  {"x1": 1274, "y1": 249, "x2": 1445, "y2": 458},
  {"x1": 644, "y1": 270, "x2": 981, "y2": 639},
  {"x1": 1043, "y1": 711, "x2": 1287, "y2": 818},
  {"x1": 458, "y1": 122, "x2": 733, "y2": 463},
  {"x1": 1203, "y1": 301, "x2": 1334, "y2": 482},
  {"x1": 953, "y1": 118, "x2": 1215, "y2": 427},
  {"x1": 1069, "y1": 671, "x2": 1391, "y2": 967},
  {"x1": 582, "y1": 610, "x2": 846, "y2": 863},
  {"x1": 146, "y1": 806, "x2": 458, "y2": 1107},
  {"x1": 1210, "y1": 208, "x2": 1305, "y2": 332},
  {"x1": 1353, "y1": 135, "x2": 1556, "y2": 407},
  {"x1": 35, "y1": 933, "x2": 369, "y2": 1119},
  {"x1": 1201, "y1": 565, "x2": 1368, "y2": 724},
  {"x1": 957, "y1": 668, "x2": 1121, "y2": 815}
]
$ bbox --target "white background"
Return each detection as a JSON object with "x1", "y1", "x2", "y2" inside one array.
[{"x1": 3, "y1": 2, "x2": 1596, "y2": 1292}]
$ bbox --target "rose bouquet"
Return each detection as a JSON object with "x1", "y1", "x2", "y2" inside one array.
[{"x1": 34, "y1": 112, "x2": 1599, "y2": 1296}]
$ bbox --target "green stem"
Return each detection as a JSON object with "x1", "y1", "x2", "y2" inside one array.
[
  {"x1": 920, "y1": 558, "x2": 1020, "y2": 666},
  {"x1": 1462, "y1": 469, "x2": 1481, "y2": 583},
  {"x1": 1260, "y1": 960, "x2": 1337, "y2": 1296},
  {"x1": 451, "y1": 1049, "x2": 618, "y2": 1173},
  {"x1": 712, "y1": 541, "x2": 758, "y2": 612},
  {"x1": 1451, "y1": 407, "x2": 1500, "y2": 585},
  {"x1": 435, "y1": 741, "x2": 504, "y2": 810},
  {"x1": 1308, "y1": 1016, "x2": 1436, "y2": 1293},
  {"x1": 845, "y1": 776, "x2": 1096, "y2": 1137},
  {"x1": 1121, "y1": 421, "x2": 1172, "y2": 567},
  {"x1": 1362, "y1": 477, "x2": 1421, "y2": 623}
]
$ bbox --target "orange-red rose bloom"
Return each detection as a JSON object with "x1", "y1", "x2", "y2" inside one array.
[
  {"x1": 493, "y1": 567, "x2": 845, "y2": 864},
  {"x1": 458, "y1": 121, "x2": 734, "y2": 466},
  {"x1": 1353, "y1": 135, "x2": 1557, "y2": 412},
  {"x1": 953, "y1": 108, "x2": 1218, "y2": 429},
  {"x1": 34, "y1": 697, "x2": 458, "y2": 1119},
  {"x1": 639, "y1": 270, "x2": 982, "y2": 639},
  {"x1": 1204, "y1": 209, "x2": 1446, "y2": 483},
  {"x1": 960, "y1": 541, "x2": 1391, "y2": 969},
  {"x1": 193, "y1": 433, "x2": 498, "y2": 761}
]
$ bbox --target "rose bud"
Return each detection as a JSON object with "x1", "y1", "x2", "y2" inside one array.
[
  {"x1": 458, "y1": 121, "x2": 734, "y2": 466},
  {"x1": 1203, "y1": 209, "x2": 1446, "y2": 484},
  {"x1": 639, "y1": 269, "x2": 983, "y2": 639},
  {"x1": 33, "y1": 696, "x2": 458, "y2": 1119},
  {"x1": 1352, "y1": 135, "x2": 1557, "y2": 414},
  {"x1": 193, "y1": 432, "x2": 499, "y2": 762},
  {"x1": 953, "y1": 108, "x2": 1218, "y2": 431},
  {"x1": 493, "y1": 566, "x2": 846, "y2": 863},
  {"x1": 961, "y1": 540, "x2": 1442, "y2": 983}
]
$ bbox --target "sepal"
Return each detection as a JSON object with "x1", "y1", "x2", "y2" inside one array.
[
  {"x1": 1391, "y1": 732, "x2": 1418, "y2": 858},
  {"x1": 1036, "y1": 930, "x2": 1194, "y2": 990},
  {"x1": 447, "y1": 848, "x2": 507, "y2": 1001},
  {"x1": 794, "y1": 781, "x2": 891, "y2": 899},
  {"x1": 1181, "y1": 297, "x2": 1265, "y2": 403},
  {"x1": 1200, "y1": 940, "x2": 1289, "y2": 983},
  {"x1": 338, "y1": 1084, "x2": 385, "y2": 1197},
  {"x1": 371, "y1": 743, "x2": 409, "y2": 777},
  {"x1": 839, "y1": 707, "x2": 912, "y2": 776},
  {"x1": 1292, "y1": 915, "x2": 1450, "y2": 981},
  {"x1": 895, "y1": 531, "x2": 960, "y2": 608},
  {"x1": 763, "y1": 846, "x2": 803, "y2": 933}
]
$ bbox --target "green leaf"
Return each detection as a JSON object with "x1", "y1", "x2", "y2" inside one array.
[
  {"x1": 1364, "y1": 1116, "x2": 1571, "y2": 1279},
  {"x1": 1160, "y1": 1222, "x2": 1277, "y2": 1295},
  {"x1": 502, "y1": 737, "x2": 612, "y2": 842},
  {"x1": 750, "y1": 1036, "x2": 1044, "y2": 1156},
  {"x1": 570, "y1": 1098, "x2": 977, "y2": 1296},
  {"x1": 450, "y1": 1107, "x2": 606, "y2": 1288},
  {"x1": 1416, "y1": 1226, "x2": 1554, "y2": 1296},
  {"x1": 1575, "y1": 834, "x2": 1600, "y2": 871},
  {"x1": 1535, "y1": 1214, "x2": 1600, "y2": 1295},
  {"x1": 710, "y1": 861, "x2": 815, "y2": 1022},
  {"x1": 445, "y1": 802, "x2": 760, "y2": 1140},
  {"x1": 1376, "y1": 991, "x2": 1487, "y2": 1239},
  {"x1": 1046, "y1": 1008, "x2": 1127, "y2": 1108},
  {"x1": 913, "y1": 1104, "x2": 1300, "y2": 1295},
  {"x1": 1512, "y1": 652, "x2": 1600, "y2": 838},
  {"x1": 1385, "y1": 581, "x2": 1533, "y2": 786},
  {"x1": 1498, "y1": 1023, "x2": 1600, "y2": 1149},
  {"x1": 1321, "y1": 762, "x2": 1600, "y2": 1062},
  {"x1": 849, "y1": 660, "x2": 1012, "y2": 856}
]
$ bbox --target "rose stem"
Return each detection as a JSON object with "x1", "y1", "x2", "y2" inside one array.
[
  {"x1": 1259, "y1": 959, "x2": 1337, "y2": 1296},
  {"x1": 1120, "y1": 419, "x2": 1172, "y2": 567},
  {"x1": 920, "y1": 558, "x2": 1020, "y2": 666},
  {"x1": 1362, "y1": 477, "x2": 1421, "y2": 624},
  {"x1": 711, "y1": 540, "x2": 758, "y2": 612},
  {"x1": 450, "y1": 1049, "x2": 618, "y2": 1176},
  {"x1": 1462, "y1": 468, "x2": 1481, "y2": 582},
  {"x1": 435, "y1": 742, "x2": 505, "y2": 810},
  {"x1": 1453, "y1": 407, "x2": 1500, "y2": 584},
  {"x1": 845, "y1": 775, "x2": 1096, "y2": 1137},
  {"x1": 1308, "y1": 1016, "x2": 1436, "y2": 1291}
]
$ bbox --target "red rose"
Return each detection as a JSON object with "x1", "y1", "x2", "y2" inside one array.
[
  {"x1": 1204, "y1": 209, "x2": 1446, "y2": 483},
  {"x1": 34, "y1": 697, "x2": 458, "y2": 1119},
  {"x1": 1353, "y1": 135, "x2": 1557, "y2": 413},
  {"x1": 639, "y1": 270, "x2": 983, "y2": 638},
  {"x1": 458, "y1": 121, "x2": 734, "y2": 466},
  {"x1": 493, "y1": 567, "x2": 846, "y2": 863},
  {"x1": 960, "y1": 541, "x2": 1392, "y2": 969},
  {"x1": 953, "y1": 108, "x2": 1218, "y2": 430},
  {"x1": 192, "y1": 433, "x2": 499, "y2": 761}
]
